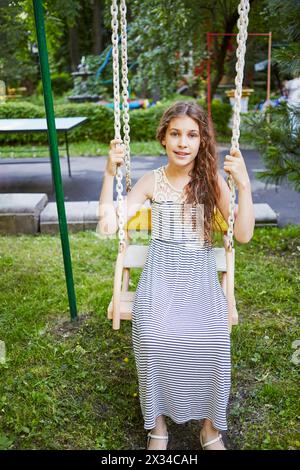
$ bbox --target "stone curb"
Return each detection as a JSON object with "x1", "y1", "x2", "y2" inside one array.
[
  {"x1": 0, "y1": 194, "x2": 278, "y2": 234},
  {"x1": 0, "y1": 193, "x2": 48, "y2": 234}
]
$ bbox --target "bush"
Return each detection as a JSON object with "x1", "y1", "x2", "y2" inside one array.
[
  {"x1": 130, "y1": 99, "x2": 232, "y2": 140},
  {"x1": 0, "y1": 98, "x2": 232, "y2": 145},
  {"x1": 0, "y1": 102, "x2": 114, "y2": 145},
  {"x1": 0, "y1": 102, "x2": 45, "y2": 144},
  {"x1": 54, "y1": 103, "x2": 114, "y2": 142},
  {"x1": 198, "y1": 98, "x2": 232, "y2": 137},
  {"x1": 248, "y1": 88, "x2": 268, "y2": 109},
  {"x1": 242, "y1": 104, "x2": 300, "y2": 192},
  {"x1": 129, "y1": 104, "x2": 169, "y2": 141},
  {"x1": 210, "y1": 99, "x2": 232, "y2": 136},
  {"x1": 36, "y1": 72, "x2": 73, "y2": 96}
]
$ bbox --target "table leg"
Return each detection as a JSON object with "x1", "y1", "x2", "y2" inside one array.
[{"x1": 65, "y1": 131, "x2": 72, "y2": 177}]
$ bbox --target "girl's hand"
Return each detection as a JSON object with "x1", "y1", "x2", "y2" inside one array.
[
  {"x1": 223, "y1": 149, "x2": 251, "y2": 189},
  {"x1": 106, "y1": 138, "x2": 125, "y2": 176}
]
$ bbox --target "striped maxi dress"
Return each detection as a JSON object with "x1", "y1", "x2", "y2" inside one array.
[{"x1": 131, "y1": 165, "x2": 231, "y2": 431}]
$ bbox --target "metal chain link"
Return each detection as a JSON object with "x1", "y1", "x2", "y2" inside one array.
[
  {"x1": 120, "y1": 0, "x2": 132, "y2": 193},
  {"x1": 111, "y1": 0, "x2": 121, "y2": 142},
  {"x1": 111, "y1": 0, "x2": 132, "y2": 252},
  {"x1": 225, "y1": 0, "x2": 250, "y2": 252}
]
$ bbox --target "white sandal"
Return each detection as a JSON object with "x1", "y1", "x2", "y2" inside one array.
[
  {"x1": 200, "y1": 432, "x2": 226, "y2": 450},
  {"x1": 147, "y1": 432, "x2": 169, "y2": 450}
]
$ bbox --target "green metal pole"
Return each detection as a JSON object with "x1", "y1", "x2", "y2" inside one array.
[{"x1": 33, "y1": 0, "x2": 78, "y2": 321}]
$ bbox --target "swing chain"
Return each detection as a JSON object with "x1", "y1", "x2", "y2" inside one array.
[
  {"x1": 120, "y1": 0, "x2": 132, "y2": 193},
  {"x1": 111, "y1": 0, "x2": 125, "y2": 252},
  {"x1": 111, "y1": 0, "x2": 121, "y2": 142},
  {"x1": 111, "y1": 0, "x2": 131, "y2": 252},
  {"x1": 226, "y1": 0, "x2": 250, "y2": 252}
]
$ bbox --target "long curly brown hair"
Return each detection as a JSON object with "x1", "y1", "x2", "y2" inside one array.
[{"x1": 156, "y1": 101, "x2": 223, "y2": 245}]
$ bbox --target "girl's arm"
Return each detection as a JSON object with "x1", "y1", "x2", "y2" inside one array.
[
  {"x1": 98, "y1": 139, "x2": 153, "y2": 236},
  {"x1": 217, "y1": 149, "x2": 255, "y2": 244}
]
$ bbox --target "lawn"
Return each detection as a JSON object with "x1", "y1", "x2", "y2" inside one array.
[
  {"x1": 0, "y1": 140, "x2": 164, "y2": 159},
  {"x1": 0, "y1": 225, "x2": 299, "y2": 450},
  {"x1": 0, "y1": 138, "x2": 254, "y2": 160}
]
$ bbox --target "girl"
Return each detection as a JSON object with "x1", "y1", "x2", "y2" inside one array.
[{"x1": 99, "y1": 101, "x2": 255, "y2": 450}]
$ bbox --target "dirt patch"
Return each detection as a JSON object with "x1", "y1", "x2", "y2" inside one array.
[{"x1": 48, "y1": 312, "x2": 93, "y2": 339}]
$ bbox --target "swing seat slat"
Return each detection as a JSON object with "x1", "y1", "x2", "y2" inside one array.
[{"x1": 107, "y1": 291, "x2": 134, "y2": 320}]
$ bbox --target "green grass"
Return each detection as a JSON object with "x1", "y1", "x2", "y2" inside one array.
[
  {"x1": 0, "y1": 226, "x2": 299, "y2": 450},
  {"x1": 0, "y1": 137, "x2": 254, "y2": 160},
  {"x1": 0, "y1": 140, "x2": 164, "y2": 159}
]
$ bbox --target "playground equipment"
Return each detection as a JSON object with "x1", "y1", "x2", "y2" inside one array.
[
  {"x1": 101, "y1": 98, "x2": 151, "y2": 110},
  {"x1": 107, "y1": 0, "x2": 251, "y2": 332}
]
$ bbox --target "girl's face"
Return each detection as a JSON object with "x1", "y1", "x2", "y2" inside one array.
[{"x1": 162, "y1": 115, "x2": 200, "y2": 167}]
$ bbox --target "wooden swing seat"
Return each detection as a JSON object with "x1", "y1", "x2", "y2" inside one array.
[{"x1": 107, "y1": 206, "x2": 238, "y2": 331}]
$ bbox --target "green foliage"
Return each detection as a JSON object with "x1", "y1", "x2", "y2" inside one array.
[
  {"x1": 0, "y1": 102, "x2": 46, "y2": 147},
  {"x1": 0, "y1": 102, "x2": 114, "y2": 145},
  {"x1": 125, "y1": 0, "x2": 273, "y2": 100},
  {"x1": 126, "y1": 0, "x2": 205, "y2": 100},
  {"x1": 266, "y1": 0, "x2": 300, "y2": 42},
  {"x1": 128, "y1": 105, "x2": 168, "y2": 141},
  {"x1": 54, "y1": 103, "x2": 114, "y2": 142},
  {"x1": 243, "y1": 104, "x2": 300, "y2": 192},
  {"x1": 0, "y1": 102, "x2": 44, "y2": 119},
  {"x1": 248, "y1": 89, "x2": 268, "y2": 108},
  {"x1": 83, "y1": 55, "x2": 112, "y2": 99},
  {"x1": 273, "y1": 44, "x2": 300, "y2": 78},
  {"x1": 1, "y1": 0, "x2": 299, "y2": 104},
  {"x1": 66, "y1": 55, "x2": 110, "y2": 101},
  {"x1": 198, "y1": 97, "x2": 232, "y2": 136},
  {"x1": 37, "y1": 73, "x2": 73, "y2": 96},
  {"x1": 0, "y1": 2, "x2": 38, "y2": 86},
  {"x1": 210, "y1": 100, "x2": 232, "y2": 137},
  {"x1": 0, "y1": 99, "x2": 232, "y2": 144},
  {"x1": 266, "y1": 0, "x2": 300, "y2": 77},
  {"x1": 0, "y1": 0, "x2": 86, "y2": 90}
]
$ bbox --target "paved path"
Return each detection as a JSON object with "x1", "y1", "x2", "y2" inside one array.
[{"x1": 1, "y1": 148, "x2": 299, "y2": 227}]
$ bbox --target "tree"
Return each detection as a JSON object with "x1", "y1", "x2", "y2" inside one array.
[
  {"x1": 244, "y1": 0, "x2": 300, "y2": 193},
  {"x1": 265, "y1": 0, "x2": 300, "y2": 78},
  {"x1": 244, "y1": 105, "x2": 300, "y2": 193},
  {"x1": 0, "y1": 0, "x2": 80, "y2": 89},
  {"x1": 121, "y1": 0, "x2": 263, "y2": 100},
  {"x1": 92, "y1": 0, "x2": 105, "y2": 55},
  {"x1": 123, "y1": 0, "x2": 202, "y2": 100},
  {"x1": 208, "y1": 0, "x2": 257, "y2": 98},
  {"x1": 0, "y1": 1, "x2": 37, "y2": 89}
]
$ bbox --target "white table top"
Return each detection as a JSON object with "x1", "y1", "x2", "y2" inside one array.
[{"x1": 0, "y1": 117, "x2": 88, "y2": 132}]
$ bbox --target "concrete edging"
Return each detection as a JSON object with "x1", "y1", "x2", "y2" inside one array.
[
  {"x1": 0, "y1": 193, "x2": 48, "y2": 234},
  {"x1": 0, "y1": 194, "x2": 278, "y2": 234}
]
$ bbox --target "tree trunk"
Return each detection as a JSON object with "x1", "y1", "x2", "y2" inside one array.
[
  {"x1": 68, "y1": 25, "x2": 80, "y2": 71},
  {"x1": 92, "y1": 0, "x2": 104, "y2": 55},
  {"x1": 210, "y1": 35, "x2": 233, "y2": 99},
  {"x1": 210, "y1": 0, "x2": 256, "y2": 100}
]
